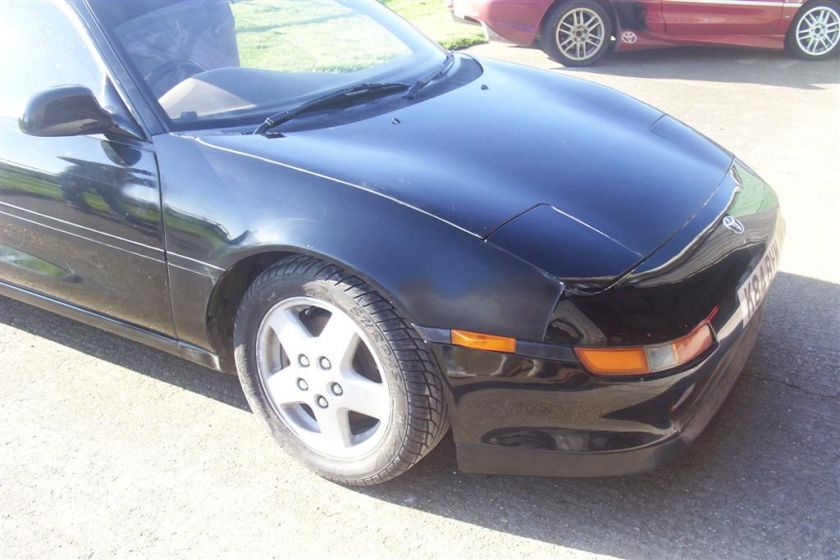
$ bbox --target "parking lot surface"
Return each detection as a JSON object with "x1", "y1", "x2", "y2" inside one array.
[{"x1": 1, "y1": 44, "x2": 838, "y2": 559}]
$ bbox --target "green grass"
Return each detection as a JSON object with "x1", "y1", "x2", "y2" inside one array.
[
  {"x1": 231, "y1": 0, "x2": 485, "y2": 72},
  {"x1": 381, "y1": 0, "x2": 486, "y2": 50},
  {"x1": 233, "y1": 1, "x2": 413, "y2": 72}
]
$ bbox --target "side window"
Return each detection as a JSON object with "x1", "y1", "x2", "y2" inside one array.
[{"x1": 0, "y1": 0, "x2": 106, "y2": 119}]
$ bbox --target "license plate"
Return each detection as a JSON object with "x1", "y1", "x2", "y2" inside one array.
[{"x1": 737, "y1": 235, "x2": 782, "y2": 327}]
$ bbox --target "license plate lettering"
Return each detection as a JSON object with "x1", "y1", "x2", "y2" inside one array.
[{"x1": 737, "y1": 238, "x2": 781, "y2": 327}]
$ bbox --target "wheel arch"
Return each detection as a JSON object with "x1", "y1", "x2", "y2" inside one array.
[
  {"x1": 205, "y1": 245, "x2": 424, "y2": 374},
  {"x1": 797, "y1": 0, "x2": 840, "y2": 11},
  {"x1": 206, "y1": 250, "x2": 293, "y2": 373},
  {"x1": 790, "y1": 0, "x2": 840, "y2": 26},
  {"x1": 785, "y1": 0, "x2": 840, "y2": 27}
]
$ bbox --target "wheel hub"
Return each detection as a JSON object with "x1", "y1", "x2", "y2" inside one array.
[
  {"x1": 796, "y1": 6, "x2": 840, "y2": 56},
  {"x1": 556, "y1": 7, "x2": 605, "y2": 61},
  {"x1": 255, "y1": 297, "x2": 391, "y2": 459}
]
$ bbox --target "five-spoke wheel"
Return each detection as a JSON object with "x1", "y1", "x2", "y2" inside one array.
[
  {"x1": 234, "y1": 256, "x2": 448, "y2": 485},
  {"x1": 256, "y1": 297, "x2": 391, "y2": 459}
]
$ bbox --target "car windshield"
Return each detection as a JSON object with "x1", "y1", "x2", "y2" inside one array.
[{"x1": 88, "y1": 0, "x2": 446, "y2": 131}]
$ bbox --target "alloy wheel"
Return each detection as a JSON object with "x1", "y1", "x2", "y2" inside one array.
[
  {"x1": 255, "y1": 297, "x2": 391, "y2": 459},
  {"x1": 796, "y1": 6, "x2": 840, "y2": 56},
  {"x1": 555, "y1": 7, "x2": 606, "y2": 61}
]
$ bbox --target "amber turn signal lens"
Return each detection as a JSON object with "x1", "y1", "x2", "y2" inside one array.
[
  {"x1": 575, "y1": 323, "x2": 715, "y2": 376},
  {"x1": 451, "y1": 330, "x2": 517, "y2": 353},
  {"x1": 574, "y1": 346, "x2": 649, "y2": 376}
]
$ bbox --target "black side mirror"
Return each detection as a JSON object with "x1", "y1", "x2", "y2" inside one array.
[{"x1": 19, "y1": 86, "x2": 113, "y2": 137}]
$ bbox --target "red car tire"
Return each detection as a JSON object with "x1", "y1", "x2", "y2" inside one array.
[{"x1": 786, "y1": 0, "x2": 840, "y2": 60}]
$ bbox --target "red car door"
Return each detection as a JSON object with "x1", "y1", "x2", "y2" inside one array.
[{"x1": 661, "y1": 0, "x2": 784, "y2": 35}]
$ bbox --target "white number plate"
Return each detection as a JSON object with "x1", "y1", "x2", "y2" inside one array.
[{"x1": 737, "y1": 235, "x2": 782, "y2": 327}]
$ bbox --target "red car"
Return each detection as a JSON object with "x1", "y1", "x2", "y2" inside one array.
[{"x1": 447, "y1": 0, "x2": 840, "y2": 65}]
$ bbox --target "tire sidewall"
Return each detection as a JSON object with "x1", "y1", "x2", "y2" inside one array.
[
  {"x1": 543, "y1": 0, "x2": 613, "y2": 66},
  {"x1": 234, "y1": 273, "x2": 411, "y2": 481},
  {"x1": 787, "y1": 1, "x2": 840, "y2": 59}
]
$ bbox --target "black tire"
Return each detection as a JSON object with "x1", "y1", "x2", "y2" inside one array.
[
  {"x1": 542, "y1": 0, "x2": 613, "y2": 67},
  {"x1": 233, "y1": 255, "x2": 449, "y2": 485},
  {"x1": 786, "y1": 1, "x2": 840, "y2": 60}
]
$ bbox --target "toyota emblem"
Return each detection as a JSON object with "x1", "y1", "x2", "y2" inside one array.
[
  {"x1": 723, "y1": 215, "x2": 745, "y2": 234},
  {"x1": 621, "y1": 31, "x2": 638, "y2": 44}
]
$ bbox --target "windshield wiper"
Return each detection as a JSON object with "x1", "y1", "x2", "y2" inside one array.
[
  {"x1": 404, "y1": 51, "x2": 455, "y2": 100},
  {"x1": 254, "y1": 82, "x2": 409, "y2": 136}
]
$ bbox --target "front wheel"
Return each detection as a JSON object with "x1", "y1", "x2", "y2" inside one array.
[
  {"x1": 786, "y1": 1, "x2": 840, "y2": 60},
  {"x1": 233, "y1": 255, "x2": 449, "y2": 485},
  {"x1": 542, "y1": 0, "x2": 613, "y2": 67}
]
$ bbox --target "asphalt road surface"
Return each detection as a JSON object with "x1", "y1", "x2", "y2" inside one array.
[{"x1": 1, "y1": 44, "x2": 839, "y2": 559}]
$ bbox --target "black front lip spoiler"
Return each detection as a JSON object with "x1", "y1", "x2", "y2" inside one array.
[{"x1": 444, "y1": 304, "x2": 765, "y2": 478}]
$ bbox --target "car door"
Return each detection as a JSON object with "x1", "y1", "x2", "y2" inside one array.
[
  {"x1": 0, "y1": 0, "x2": 175, "y2": 337},
  {"x1": 660, "y1": 0, "x2": 784, "y2": 35}
]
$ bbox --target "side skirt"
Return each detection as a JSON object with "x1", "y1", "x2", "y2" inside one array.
[{"x1": 0, "y1": 281, "x2": 222, "y2": 372}]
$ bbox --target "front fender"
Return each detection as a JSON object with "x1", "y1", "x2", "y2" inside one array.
[{"x1": 153, "y1": 134, "x2": 563, "y2": 355}]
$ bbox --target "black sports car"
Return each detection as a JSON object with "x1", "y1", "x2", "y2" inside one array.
[{"x1": 0, "y1": 0, "x2": 783, "y2": 484}]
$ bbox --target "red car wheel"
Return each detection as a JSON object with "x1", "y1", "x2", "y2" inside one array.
[
  {"x1": 542, "y1": 0, "x2": 613, "y2": 67},
  {"x1": 787, "y1": 1, "x2": 840, "y2": 59}
]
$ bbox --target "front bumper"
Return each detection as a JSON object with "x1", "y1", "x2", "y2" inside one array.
[
  {"x1": 435, "y1": 302, "x2": 765, "y2": 477},
  {"x1": 425, "y1": 179, "x2": 783, "y2": 477}
]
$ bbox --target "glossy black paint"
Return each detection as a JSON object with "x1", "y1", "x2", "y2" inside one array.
[
  {"x1": 207, "y1": 58, "x2": 733, "y2": 253},
  {"x1": 19, "y1": 86, "x2": 114, "y2": 138},
  {"x1": 442, "y1": 198, "x2": 781, "y2": 475},
  {"x1": 448, "y1": 302, "x2": 766, "y2": 476},
  {"x1": 0, "y1": 0, "x2": 783, "y2": 478},
  {"x1": 0, "y1": 123, "x2": 174, "y2": 336}
]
